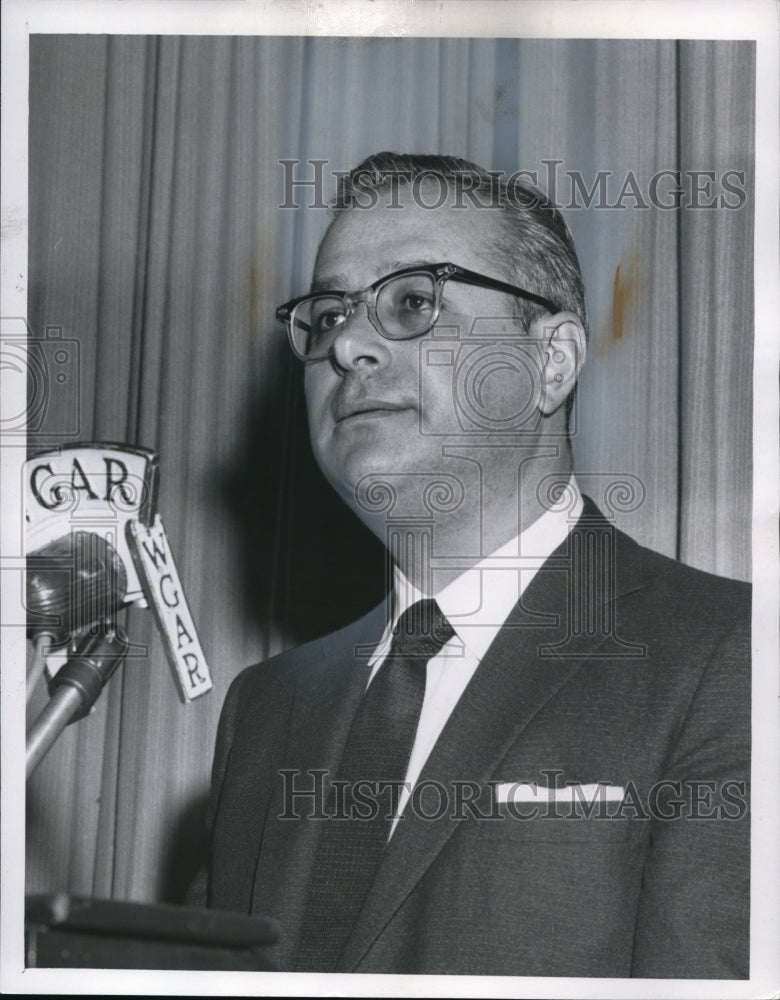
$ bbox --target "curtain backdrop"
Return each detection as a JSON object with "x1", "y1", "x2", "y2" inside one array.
[{"x1": 26, "y1": 35, "x2": 754, "y2": 902}]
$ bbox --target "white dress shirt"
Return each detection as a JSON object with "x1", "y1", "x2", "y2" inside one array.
[{"x1": 367, "y1": 477, "x2": 584, "y2": 836}]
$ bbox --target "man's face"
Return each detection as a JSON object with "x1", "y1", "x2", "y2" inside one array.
[{"x1": 303, "y1": 185, "x2": 544, "y2": 514}]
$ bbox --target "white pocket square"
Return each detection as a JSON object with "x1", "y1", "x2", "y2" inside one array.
[{"x1": 494, "y1": 782, "x2": 625, "y2": 804}]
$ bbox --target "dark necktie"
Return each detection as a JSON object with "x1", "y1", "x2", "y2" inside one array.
[{"x1": 295, "y1": 598, "x2": 454, "y2": 972}]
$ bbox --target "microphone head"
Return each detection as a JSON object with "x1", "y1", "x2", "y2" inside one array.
[{"x1": 27, "y1": 531, "x2": 128, "y2": 646}]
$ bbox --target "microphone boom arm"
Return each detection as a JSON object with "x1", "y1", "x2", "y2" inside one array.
[{"x1": 26, "y1": 625, "x2": 130, "y2": 779}]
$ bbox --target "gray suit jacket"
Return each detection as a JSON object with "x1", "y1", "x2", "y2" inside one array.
[{"x1": 200, "y1": 500, "x2": 750, "y2": 977}]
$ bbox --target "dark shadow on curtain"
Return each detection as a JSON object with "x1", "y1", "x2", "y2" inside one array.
[
  {"x1": 158, "y1": 791, "x2": 210, "y2": 904},
  {"x1": 217, "y1": 352, "x2": 388, "y2": 645},
  {"x1": 159, "y1": 357, "x2": 388, "y2": 902}
]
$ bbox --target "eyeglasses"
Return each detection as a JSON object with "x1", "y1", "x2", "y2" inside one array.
[{"x1": 276, "y1": 261, "x2": 559, "y2": 361}]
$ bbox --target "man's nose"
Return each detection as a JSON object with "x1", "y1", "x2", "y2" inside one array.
[{"x1": 331, "y1": 301, "x2": 390, "y2": 373}]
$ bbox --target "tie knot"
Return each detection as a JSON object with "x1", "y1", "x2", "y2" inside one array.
[{"x1": 390, "y1": 598, "x2": 455, "y2": 659}]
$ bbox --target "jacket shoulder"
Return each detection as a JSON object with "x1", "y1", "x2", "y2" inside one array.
[
  {"x1": 623, "y1": 531, "x2": 750, "y2": 626},
  {"x1": 577, "y1": 498, "x2": 750, "y2": 635},
  {"x1": 226, "y1": 598, "x2": 389, "y2": 706}
]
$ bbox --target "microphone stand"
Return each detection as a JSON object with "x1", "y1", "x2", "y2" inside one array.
[
  {"x1": 26, "y1": 624, "x2": 129, "y2": 779},
  {"x1": 26, "y1": 688, "x2": 87, "y2": 778}
]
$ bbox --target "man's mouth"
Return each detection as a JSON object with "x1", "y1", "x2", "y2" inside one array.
[{"x1": 334, "y1": 400, "x2": 409, "y2": 423}]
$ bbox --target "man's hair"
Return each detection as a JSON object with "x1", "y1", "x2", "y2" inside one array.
[{"x1": 331, "y1": 151, "x2": 588, "y2": 338}]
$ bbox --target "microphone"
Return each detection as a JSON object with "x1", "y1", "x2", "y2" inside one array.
[
  {"x1": 25, "y1": 531, "x2": 130, "y2": 777},
  {"x1": 24, "y1": 442, "x2": 213, "y2": 777},
  {"x1": 26, "y1": 531, "x2": 128, "y2": 647}
]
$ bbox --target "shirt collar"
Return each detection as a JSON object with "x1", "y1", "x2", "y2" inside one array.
[{"x1": 370, "y1": 476, "x2": 583, "y2": 665}]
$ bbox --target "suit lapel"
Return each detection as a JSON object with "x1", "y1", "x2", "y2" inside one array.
[
  {"x1": 338, "y1": 503, "x2": 647, "y2": 971},
  {"x1": 283, "y1": 598, "x2": 390, "y2": 774}
]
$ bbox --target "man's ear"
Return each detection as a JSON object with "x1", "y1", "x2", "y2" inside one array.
[{"x1": 529, "y1": 311, "x2": 587, "y2": 416}]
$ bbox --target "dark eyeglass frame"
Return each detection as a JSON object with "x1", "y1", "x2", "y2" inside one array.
[{"x1": 275, "y1": 261, "x2": 559, "y2": 361}]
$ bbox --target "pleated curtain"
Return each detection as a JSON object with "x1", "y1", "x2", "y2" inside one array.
[{"x1": 26, "y1": 35, "x2": 754, "y2": 902}]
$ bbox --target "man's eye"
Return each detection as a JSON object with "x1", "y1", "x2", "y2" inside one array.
[
  {"x1": 314, "y1": 310, "x2": 345, "y2": 335},
  {"x1": 398, "y1": 293, "x2": 434, "y2": 313}
]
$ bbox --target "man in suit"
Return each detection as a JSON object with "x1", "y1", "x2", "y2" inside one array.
[{"x1": 200, "y1": 153, "x2": 750, "y2": 978}]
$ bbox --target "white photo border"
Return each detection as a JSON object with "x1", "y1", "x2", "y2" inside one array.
[{"x1": 1, "y1": 1, "x2": 778, "y2": 997}]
